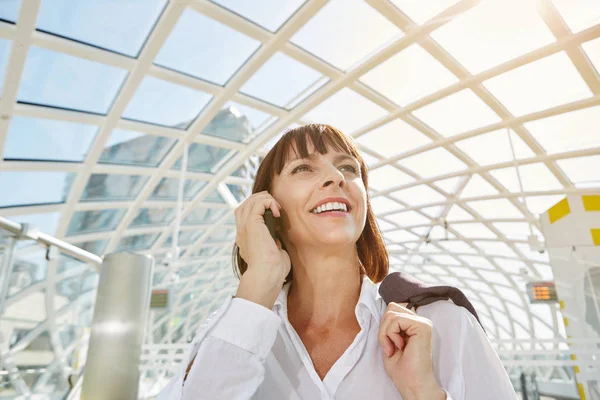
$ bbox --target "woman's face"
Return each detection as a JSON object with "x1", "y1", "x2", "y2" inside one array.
[{"x1": 271, "y1": 143, "x2": 367, "y2": 250}]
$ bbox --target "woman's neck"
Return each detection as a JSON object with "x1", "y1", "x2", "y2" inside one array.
[{"x1": 286, "y1": 250, "x2": 362, "y2": 330}]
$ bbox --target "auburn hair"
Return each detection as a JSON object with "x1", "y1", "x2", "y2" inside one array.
[{"x1": 232, "y1": 124, "x2": 389, "y2": 284}]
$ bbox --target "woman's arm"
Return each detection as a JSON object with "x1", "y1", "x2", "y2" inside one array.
[
  {"x1": 420, "y1": 301, "x2": 517, "y2": 400},
  {"x1": 156, "y1": 295, "x2": 281, "y2": 400}
]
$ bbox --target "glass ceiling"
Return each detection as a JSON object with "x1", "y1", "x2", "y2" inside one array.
[{"x1": 0, "y1": 0, "x2": 599, "y2": 396}]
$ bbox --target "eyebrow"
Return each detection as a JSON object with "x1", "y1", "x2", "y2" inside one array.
[{"x1": 287, "y1": 153, "x2": 358, "y2": 164}]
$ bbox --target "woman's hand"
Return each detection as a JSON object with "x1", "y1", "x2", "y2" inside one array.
[
  {"x1": 234, "y1": 191, "x2": 291, "y2": 309},
  {"x1": 378, "y1": 302, "x2": 446, "y2": 400}
]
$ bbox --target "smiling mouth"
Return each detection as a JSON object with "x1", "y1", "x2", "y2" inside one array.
[{"x1": 310, "y1": 202, "x2": 350, "y2": 214}]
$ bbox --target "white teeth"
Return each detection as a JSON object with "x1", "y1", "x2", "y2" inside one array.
[{"x1": 312, "y1": 201, "x2": 349, "y2": 214}]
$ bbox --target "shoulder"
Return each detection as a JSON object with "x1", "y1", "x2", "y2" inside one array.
[{"x1": 415, "y1": 300, "x2": 480, "y2": 338}]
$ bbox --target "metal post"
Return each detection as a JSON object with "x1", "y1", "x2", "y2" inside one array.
[
  {"x1": 81, "y1": 252, "x2": 154, "y2": 400},
  {"x1": 0, "y1": 236, "x2": 16, "y2": 315}
]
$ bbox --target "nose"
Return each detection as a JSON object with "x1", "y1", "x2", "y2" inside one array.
[{"x1": 321, "y1": 164, "x2": 345, "y2": 189}]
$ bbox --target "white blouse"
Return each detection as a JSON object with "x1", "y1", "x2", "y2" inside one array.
[{"x1": 157, "y1": 276, "x2": 517, "y2": 400}]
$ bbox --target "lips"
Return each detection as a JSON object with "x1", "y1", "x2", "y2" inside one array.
[{"x1": 310, "y1": 197, "x2": 352, "y2": 213}]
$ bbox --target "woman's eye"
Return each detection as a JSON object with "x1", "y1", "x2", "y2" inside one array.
[
  {"x1": 340, "y1": 164, "x2": 358, "y2": 174},
  {"x1": 292, "y1": 164, "x2": 311, "y2": 174}
]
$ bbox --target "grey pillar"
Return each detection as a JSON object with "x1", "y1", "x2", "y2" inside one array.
[{"x1": 81, "y1": 252, "x2": 154, "y2": 400}]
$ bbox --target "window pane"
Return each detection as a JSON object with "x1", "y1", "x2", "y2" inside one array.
[
  {"x1": 129, "y1": 208, "x2": 174, "y2": 228},
  {"x1": 4, "y1": 116, "x2": 97, "y2": 162},
  {"x1": 489, "y1": 164, "x2": 563, "y2": 192},
  {"x1": 391, "y1": 185, "x2": 446, "y2": 206},
  {"x1": 551, "y1": 0, "x2": 600, "y2": 33},
  {"x1": 303, "y1": 88, "x2": 388, "y2": 134},
  {"x1": 240, "y1": 52, "x2": 326, "y2": 109},
  {"x1": 36, "y1": 0, "x2": 166, "y2": 57},
  {"x1": 122, "y1": 76, "x2": 212, "y2": 129},
  {"x1": 397, "y1": 148, "x2": 467, "y2": 178},
  {"x1": 356, "y1": 119, "x2": 431, "y2": 158},
  {"x1": 66, "y1": 209, "x2": 126, "y2": 236},
  {"x1": 204, "y1": 189, "x2": 225, "y2": 204},
  {"x1": 454, "y1": 130, "x2": 534, "y2": 166},
  {"x1": 99, "y1": 129, "x2": 175, "y2": 167},
  {"x1": 155, "y1": 8, "x2": 260, "y2": 85},
  {"x1": 430, "y1": 0, "x2": 554, "y2": 74},
  {"x1": 81, "y1": 174, "x2": 148, "y2": 201},
  {"x1": 483, "y1": 52, "x2": 592, "y2": 116},
  {"x1": 368, "y1": 165, "x2": 414, "y2": 192},
  {"x1": 173, "y1": 143, "x2": 232, "y2": 174},
  {"x1": 211, "y1": 0, "x2": 306, "y2": 32},
  {"x1": 467, "y1": 198, "x2": 524, "y2": 219},
  {"x1": 291, "y1": 0, "x2": 401, "y2": 70},
  {"x1": 557, "y1": 155, "x2": 600, "y2": 187},
  {"x1": 226, "y1": 184, "x2": 250, "y2": 203},
  {"x1": 116, "y1": 233, "x2": 159, "y2": 251},
  {"x1": 461, "y1": 175, "x2": 499, "y2": 198},
  {"x1": 390, "y1": 0, "x2": 459, "y2": 24},
  {"x1": 412, "y1": 89, "x2": 501, "y2": 137},
  {"x1": 202, "y1": 103, "x2": 275, "y2": 143},
  {"x1": 7, "y1": 248, "x2": 48, "y2": 296},
  {"x1": 0, "y1": 39, "x2": 11, "y2": 95},
  {"x1": 149, "y1": 178, "x2": 207, "y2": 201},
  {"x1": 582, "y1": 37, "x2": 600, "y2": 72},
  {"x1": 0, "y1": 0, "x2": 20, "y2": 23},
  {"x1": 361, "y1": 44, "x2": 458, "y2": 107},
  {"x1": 0, "y1": 172, "x2": 74, "y2": 208},
  {"x1": 18, "y1": 46, "x2": 128, "y2": 114},
  {"x1": 183, "y1": 208, "x2": 227, "y2": 225},
  {"x1": 71, "y1": 239, "x2": 107, "y2": 256},
  {"x1": 525, "y1": 105, "x2": 600, "y2": 154},
  {"x1": 163, "y1": 230, "x2": 202, "y2": 247},
  {"x1": 9, "y1": 212, "x2": 61, "y2": 237}
]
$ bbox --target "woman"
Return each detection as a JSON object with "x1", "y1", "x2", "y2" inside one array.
[{"x1": 158, "y1": 124, "x2": 516, "y2": 399}]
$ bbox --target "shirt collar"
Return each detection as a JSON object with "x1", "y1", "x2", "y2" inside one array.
[{"x1": 273, "y1": 275, "x2": 384, "y2": 325}]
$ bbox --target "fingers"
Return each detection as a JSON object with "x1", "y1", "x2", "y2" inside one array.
[
  {"x1": 378, "y1": 302, "x2": 432, "y2": 357},
  {"x1": 239, "y1": 191, "x2": 281, "y2": 222}
]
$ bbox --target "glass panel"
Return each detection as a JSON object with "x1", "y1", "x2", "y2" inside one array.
[
  {"x1": 523, "y1": 195, "x2": 565, "y2": 215},
  {"x1": 202, "y1": 102, "x2": 274, "y2": 143},
  {"x1": 460, "y1": 174, "x2": 499, "y2": 198},
  {"x1": 583, "y1": 37, "x2": 600, "y2": 72},
  {"x1": 438, "y1": 240, "x2": 476, "y2": 254},
  {"x1": 525, "y1": 105, "x2": 600, "y2": 154},
  {"x1": 446, "y1": 205, "x2": 473, "y2": 221},
  {"x1": 384, "y1": 229, "x2": 418, "y2": 243},
  {"x1": 81, "y1": 173, "x2": 148, "y2": 201},
  {"x1": 370, "y1": 196, "x2": 403, "y2": 214},
  {"x1": 0, "y1": 38, "x2": 12, "y2": 95},
  {"x1": 493, "y1": 222, "x2": 539, "y2": 241},
  {"x1": 455, "y1": 130, "x2": 534, "y2": 166},
  {"x1": 240, "y1": 52, "x2": 326, "y2": 109},
  {"x1": 71, "y1": 239, "x2": 107, "y2": 256},
  {"x1": 99, "y1": 129, "x2": 175, "y2": 167},
  {"x1": 211, "y1": 0, "x2": 306, "y2": 32},
  {"x1": 489, "y1": 164, "x2": 563, "y2": 192},
  {"x1": 433, "y1": 176, "x2": 464, "y2": 194},
  {"x1": 412, "y1": 89, "x2": 501, "y2": 137},
  {"x1": 0, "y1": 0, "x2": 20, "y2": 22},
  {"x1": 387, "y1": 211, "x2": 430, "y2": 226},
  {"x1": 430, "y1": 0, "x2": 555, "y2": 74},
  {"x1": 122, "y1": 76, "x2": 213, "y2": 129},
  {"x1": 226, "y1": 184, "x2": 250, "y2": 203},
  {"x1": 204, "y1": 190, "x2": 225, "y2": 204},
  {"x1": 361, "y1": 44, "x2": 458, "y2": 106},
  {"x1": 66, "y1": 209, "x2": 126, "y2": 236},
  {"x1": 173, "y1": 143, "x2": 232, "y2": 173},
  {"x1": 4, "y1": 116, "x2": 97, "y2": 162},
  {"x1": 7, "y1": 248, "x2": 48, "y2": 296},
  {"x1": 483, "y1": 52, "x2": 592, "y2": 116},
  {"x1": 291, "y1": 0, "x2": 402, "y2": 70},
  {"x1": 149, "y1": 178, "x2": 207, "y2": 201},
  {"x1": 390, "y1": 0, "x2": 459, "y2": 24},
  {"x1": 397, "y1": 148, "x2": 467, "y2": 178},
  {"x1": 0, "y1": 172, "x2": 74, "y2": 208},
  {"x1": 304, "y1": 88, "x2": 388, "y2": 134},
  {"x1": 390, "y1": 185, "x2": 446, "y2": 206},
  {"x1": 206, "y1": 228, "x2": 234, "y2": 243},
  {"x1": 129, "y1": 208, "x2": 174, "y2": 228},
  {"x1": 154, "y1": 8, "x2": 260, "y2": 85},
  {"x1": 9, "y1": 212, "x2": 61, "y2": 237},
  {"x1": 551, "y1": 0, "x2": 600, "y2": 33},
  {"x1": 356, "y1": 119, "x2": 431, "y2": 158},
  {"x1": 163, "y1": 230, "x2": 202, "y2": 247},
  {"x1": 451, "y1": 223, "x2": 497, "y2": 239},
  {"x1": 36, "y1": 0, "x2": 166, "y2": 57},
  {"x1": 18, "y1": 46, "x2": 128, "y2": 114},
  {"x1": 368, "y1": 165, "x2": 414, "y2": 192},
  {"x1": 116, "y1": 233, "x2": 159, "y2": 251},
  {"x1": 557, "y1": 155, "x2": 600, "y2": 187},
  {"x1": 467, "y1": 199, "x2": 524, "y2": 219}
]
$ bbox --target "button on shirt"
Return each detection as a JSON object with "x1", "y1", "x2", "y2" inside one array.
[{"x1": 158, "y1": 277, "x2": 517, "y2": 400}]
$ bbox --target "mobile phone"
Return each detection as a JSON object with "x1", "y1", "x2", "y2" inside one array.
[{"x1": 264, "y1": 209, "x2": 277, "y2": 241}]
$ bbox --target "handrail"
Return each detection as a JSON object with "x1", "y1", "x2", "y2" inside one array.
[{"x1": 0, "y1": 215, "x2": 102, "y2": 267}]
